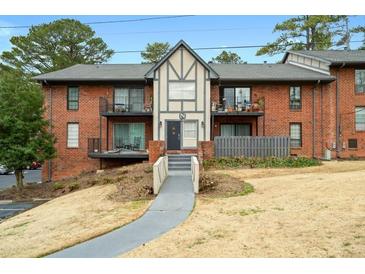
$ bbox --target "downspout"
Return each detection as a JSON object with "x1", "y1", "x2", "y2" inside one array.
[
  {"x1": 320, "y1": 83, "x2": 324, "y2": 157},
  {"x1": 312, "y1": 80, "x2": 320, "y2": 158},
  {"x1": 312, "y1": 82, "x2": 315, "y2": 158},
  {"x1": 336, "y1": 62, "x2": 346, "y2": 157},
  {"x1": 47, "y1": 81, "x2": 53, "y2": 182}
]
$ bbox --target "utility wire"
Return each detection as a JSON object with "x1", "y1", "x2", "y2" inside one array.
[
  {"x1": 0, "y1": 15, "x2": 194, "y2": 29},
  {"x1": 114, "y1": 40, "x2": 365, "y2": 54}
]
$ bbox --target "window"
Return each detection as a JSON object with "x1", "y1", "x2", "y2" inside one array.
[
  {"x1": 67, "y1": 87, "x2": 79, "y2": 110},
  {"x1": 289, "y1": 86, "x2": 301, "y2": 110},
  {"x1": 67, "y1": 123, "x2": 79, "y2": 148},
  {"x1": 183, "y1": 121, "x2": 197, "y2": 139},
  {"x1": 348, "y1": 139, "x2": 358, "y2": 149},
  {"x1": 113, "y1": 123, "x2": 145, "y2": 150},
  {"x1": 169, "y1": 82, "x2": 195, "y2": 100},
  {"x1": 220, "y1": 124, "x2": 251, "y2": 136},
  {"x1": 355, "y1": 107, "x2": 365, "y2": 131},
  {"x1": 290, "y1": 123, "x2": 302, "y2": 147},
  {"x1": 114, "y1": 88, "x2": 144, "y2": 112},
  {"x1": 355, "y1": 70, "x2": 365, "y2": 93},
  {"x1": 220, "y1": 87, "x2": 251, "y2": 108}
]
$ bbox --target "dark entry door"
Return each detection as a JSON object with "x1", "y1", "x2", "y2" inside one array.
[{"x1": 167, "y1": 121, "x2": 181, "y2": 150}]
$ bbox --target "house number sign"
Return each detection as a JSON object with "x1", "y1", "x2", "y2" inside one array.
[{"x1": 179, "y1": 112, "x2": 186, "y2": 120}]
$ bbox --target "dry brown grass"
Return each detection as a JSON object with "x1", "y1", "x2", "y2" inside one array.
[
  {"x1": 0, "y1": 184, "x2": 151, "y2": 258},
  {"x1": 124, "y1": 161, "x2": 365, "y2": 258}
]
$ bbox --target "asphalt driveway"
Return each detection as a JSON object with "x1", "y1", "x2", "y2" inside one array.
[
  {"x1": 0, "y1": 169, "x2": 41, "y2": 190},
  {"x1": 0, "y1": 202, "x2": 37, "y2": 220}
]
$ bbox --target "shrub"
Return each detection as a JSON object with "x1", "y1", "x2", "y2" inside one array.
[
  {"x1": 203, "y1": 156, "x2": 321, "y2": 170},
  {"x1": 53, "y1": 182, "x2": 64, "y2": 191},
  {"x1": 68, "y1": 182, "x2": 80, "y2": 192}
]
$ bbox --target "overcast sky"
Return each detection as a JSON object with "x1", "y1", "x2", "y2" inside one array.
[{"x1": 1, "y1": 15, "x2": 365, "y2": 64}]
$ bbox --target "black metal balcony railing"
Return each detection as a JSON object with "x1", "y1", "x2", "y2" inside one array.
[
  {"x1": 212, "y1": 101, "x2": 264, "y2": 113},
  {"x1": 88, "y1": 138, "x2": 100, "y2": 153},
  {"x1": 99, "y1": 97, "x2": 152, "y2": 114}
]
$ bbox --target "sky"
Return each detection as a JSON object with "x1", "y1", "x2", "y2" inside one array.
[{"x1": 0, "y1": 15, "x2": 365, "y2": 64}]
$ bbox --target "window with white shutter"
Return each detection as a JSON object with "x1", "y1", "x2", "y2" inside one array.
[{"x1": 67, "y1": 123, "x2": 79, "y2": 148}]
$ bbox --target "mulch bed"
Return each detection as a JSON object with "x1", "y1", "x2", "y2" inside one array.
[{"x1": 199, "y1": 171, "x2": 248, "y2": 198}]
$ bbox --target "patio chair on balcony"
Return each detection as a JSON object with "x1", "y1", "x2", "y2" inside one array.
[{"x1": 131, "y1": 137, "x2": 142, "y2": 151}]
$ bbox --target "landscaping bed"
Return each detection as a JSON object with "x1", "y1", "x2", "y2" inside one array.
[
  {"x1": 203, "y1": 156, "x2": 321, "y2": 170},
  {"x1": 0, "y1": 163, "x2": 154, "y2": 202},
  {"x1": 199, "y1": 172, "x2": 254, "y2": 198}
]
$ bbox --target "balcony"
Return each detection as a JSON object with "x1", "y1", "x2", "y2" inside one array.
[
  {"x1": 211, "y1": 100, "x2": 264, "y2": 117},
  {"x1": 99, "y1": 97, "x2": 153, "y2": 117},
  {"x1": 87, "y1": 138, "x2": 148, "y2": 159}
]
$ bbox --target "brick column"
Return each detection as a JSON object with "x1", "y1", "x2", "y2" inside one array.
[
  {"x1": 198, "y1": 141, "x2": 214, "y2": 162},
  {"x1": 148, "y1": 140, "x2": 165, "y2": 163}
]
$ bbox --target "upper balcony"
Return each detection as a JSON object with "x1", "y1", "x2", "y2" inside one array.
[
  {"x1": 211, "y1": 98, "x2": 264, "y2": 117},
  {"x1": 99, "y1": 97, "x2": 153, "y2": 117}
]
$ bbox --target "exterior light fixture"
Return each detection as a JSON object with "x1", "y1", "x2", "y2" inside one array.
[
  {"x1": 159, "y1": 121, "x2": 162, "y2": 127},
  {"x1": 201, "y1": 121, "x2": 205, "y2": 127}
]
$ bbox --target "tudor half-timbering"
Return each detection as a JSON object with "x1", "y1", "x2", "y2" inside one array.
[
  {"x1": 146, "y1": 42, "x2": 214, "y2": 150},
  {"x1": 34, "y1": 40, "x2": 365, "y2": 181}
]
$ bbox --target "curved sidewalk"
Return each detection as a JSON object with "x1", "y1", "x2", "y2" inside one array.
[{"x1": 47, "y1": 172, "x2": 194, "y2": 258}]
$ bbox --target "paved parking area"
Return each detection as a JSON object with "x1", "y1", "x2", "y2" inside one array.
[
  {"x1": 0, "y1": 169, "x2": 41, "y2": 190},
  {"x1": 0, "y1": 202, "x2": 37, "y2": 220}
]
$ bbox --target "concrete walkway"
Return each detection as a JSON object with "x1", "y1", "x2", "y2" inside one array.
[{"x1": 47, "y1": 171, "x2": 194, "y2": 258}]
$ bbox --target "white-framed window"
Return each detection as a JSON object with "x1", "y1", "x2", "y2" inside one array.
[
  {"x1": 355, "y1": 70, "x2": 365, "y2": 93},
  {"x1": 169, "y1": 82, "x2": 195, "y2": 100},
  {"x1": 290, "y1": 123, "x2": 302, "y2": 148},
  {"x1": 355, "y1": 107, "x2": 365, "y2": 131},
  {"x1": 67, "y1": 123, "x2": 79, "y2": 148},
  {"x1": 183, "y1": 121, "x2": 197, "y2": 139}
]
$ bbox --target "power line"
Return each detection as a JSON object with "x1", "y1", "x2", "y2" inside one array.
[
  {"x1": 114, "y1": 40, "x2": 365, "y2": 54},
  {"x1": 0, "y1": 15, "x2": 194, "y2": 29},
  {"x1": 100, "y1": 26, "x2": 270, "y2": 36}
]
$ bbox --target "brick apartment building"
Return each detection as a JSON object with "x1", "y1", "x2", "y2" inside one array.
[{"x1": 34, "y1": 40, "x2": 365, "y2": 181}]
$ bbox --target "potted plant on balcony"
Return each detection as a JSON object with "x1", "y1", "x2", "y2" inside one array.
[
  {"x1": 252, "y1": 102, "x2": 260, "y2": 112},
  {"x1": 257, "y1": 97, "x2": 265, "y2": 111},
  {"x1": 211, "y1": 102, "x2": 217, "y2": 112}
]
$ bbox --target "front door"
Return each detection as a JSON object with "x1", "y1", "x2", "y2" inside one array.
[{"x1": 166, "y1": 121, "x2": 181, "y2": 150}]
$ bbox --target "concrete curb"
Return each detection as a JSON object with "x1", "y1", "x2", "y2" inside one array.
[{"x1": 0, "y1": 198, "x2": 50, "y2": 204}]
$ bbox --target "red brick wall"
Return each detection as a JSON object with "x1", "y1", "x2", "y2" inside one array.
[
  {"x1": 333, "y1": 67, "x2": 365, "y2": 158},
  {"x1": 42, "y1": 84, "x2": 152, "y2": 182},
  {"x1": 211, "y1": 83, "x2": 320, "y2": 158}
]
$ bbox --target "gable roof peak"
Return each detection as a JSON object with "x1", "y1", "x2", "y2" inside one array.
[{"x1": 144, "y1": 40, "x2": 218, "y2": 79}]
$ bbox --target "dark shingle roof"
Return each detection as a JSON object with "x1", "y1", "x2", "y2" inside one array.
[
  {"x1": 285, "y1": 50, "x2": 365, "y2": 65},
  {"x1": 32, "y1": 64, "x2": 154, "y2": 81},
  {"x1": 209, "y1": 63, "x2": 335, "y2": 82},
  {"x1": 33, "y1": 63, "x2": 334, "y2": 82}
]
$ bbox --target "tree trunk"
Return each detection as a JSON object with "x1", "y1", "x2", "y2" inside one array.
[{"x1": 15, "y1": 169, "x2": 24, "y2": 191}]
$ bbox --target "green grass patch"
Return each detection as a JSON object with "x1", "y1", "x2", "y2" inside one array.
[
  {"x1": 203, "y1": 156, "x2": 321, "y2": 170},
  {"x1": 239, "y1": 207, "x2": 265, "y2": 216},
  {"x1": 237, "y1": 182, "x2": 255, "y2": 196}
]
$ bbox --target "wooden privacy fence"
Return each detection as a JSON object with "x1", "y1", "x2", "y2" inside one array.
[{"x1": 214, "y1": 136, "x2": 290, "y2": 158}]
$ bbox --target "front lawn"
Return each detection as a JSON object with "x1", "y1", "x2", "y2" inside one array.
[
  {"x1": 0, "y1": 163, "x2": 154, "y2": 257},
  {"x1": 124, "y1": 161, "x2": 365, "y2": 258}
]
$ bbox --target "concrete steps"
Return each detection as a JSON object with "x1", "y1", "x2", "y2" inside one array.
[{"x1": 168, "y1": 155, "x2": 194, "y2": 171}]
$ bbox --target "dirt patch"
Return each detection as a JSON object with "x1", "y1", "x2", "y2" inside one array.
[
  {"x1": 124, "y1": 161, "x2": 365, "y2": 258},
  {"x1": 199, "y1": 171, "x2": 253, "y2": 198},
  {"x1": 0, "y1": 163, "x2": 154, "y2": 202}
]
